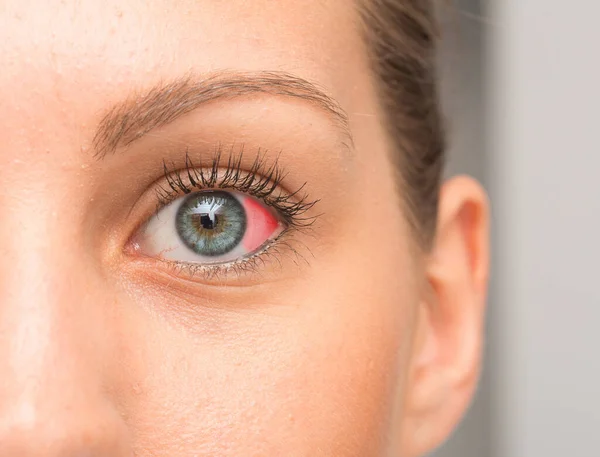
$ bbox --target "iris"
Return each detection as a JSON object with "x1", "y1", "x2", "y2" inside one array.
[{"x1": 175, "y1": 191, "x2": 247, "y2": 257}]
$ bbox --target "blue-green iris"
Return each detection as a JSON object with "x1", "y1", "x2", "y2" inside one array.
[{"x1": 176, "y1": 191, "x2": 246, "y2": 257}]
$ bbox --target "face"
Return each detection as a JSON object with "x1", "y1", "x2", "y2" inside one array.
[{"x1": 0, "y1": 1, "x2": 489, "y2": 456}]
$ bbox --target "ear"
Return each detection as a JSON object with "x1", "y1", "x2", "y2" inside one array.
[{"x1": 401, "y1": 176, "x2": 490, "y2": 457}]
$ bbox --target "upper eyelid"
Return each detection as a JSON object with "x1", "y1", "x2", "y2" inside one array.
[
  {"x1": 153, "y1": 149, "x2": 319, "y2": 228},
  {"x1": 161, "y1": 150, "x2": 284, "y2": 198}
]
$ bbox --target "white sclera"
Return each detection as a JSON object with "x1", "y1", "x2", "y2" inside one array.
[{"x1": 137, "y1": 191, "x2": 273, "y2": 265}]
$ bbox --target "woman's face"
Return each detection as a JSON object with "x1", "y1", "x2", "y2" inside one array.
[{"x1": 0, "y1": 1, "x2": 488, "y2": 456}]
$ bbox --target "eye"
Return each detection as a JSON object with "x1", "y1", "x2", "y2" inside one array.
[{"x1": 135, "y1": 190, "x2": 284, "y2": 265}]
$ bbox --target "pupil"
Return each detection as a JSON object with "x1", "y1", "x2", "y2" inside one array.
[{"x1": 199, "y1": 213, "x2": 218, "y2": 230}]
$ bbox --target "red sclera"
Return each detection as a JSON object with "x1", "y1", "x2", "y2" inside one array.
[{"x1": 241, "y1": 195, "x2": 281, "y2": 252}]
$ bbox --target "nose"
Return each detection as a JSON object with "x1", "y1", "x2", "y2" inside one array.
[
  {"x1": 0, "y1": 403, "x2": 130, "y2": 456},
  {"x1": 0, "y1": 219, "x2": 131, "y2": 455}
]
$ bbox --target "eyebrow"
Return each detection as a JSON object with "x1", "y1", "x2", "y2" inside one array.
[{"x1": 92, "y1": 70, "x2": 352, "y2": 158}]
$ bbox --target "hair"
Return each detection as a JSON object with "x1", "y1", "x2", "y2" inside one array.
[{"x1": 358, "y1": 0, "x2": 445, "y2": 248}]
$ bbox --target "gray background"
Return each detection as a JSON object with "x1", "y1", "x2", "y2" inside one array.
[
  {"x1": 432, "y1": 1, "x2": 600, "y2": 456},
  {"x1": 433, "y1": 1, "x2": 490, "y2": 456}
]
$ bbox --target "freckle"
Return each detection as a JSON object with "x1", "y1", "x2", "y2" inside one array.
[{"x1": 132, "y1": 383, "x2": 143, "y2": 395}]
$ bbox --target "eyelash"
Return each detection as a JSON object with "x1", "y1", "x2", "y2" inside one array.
[{"x1": 147, "y1": 146, "x2": 319, "y2": 279}]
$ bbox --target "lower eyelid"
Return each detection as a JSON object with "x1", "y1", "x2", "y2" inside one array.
[{"x1": 133, "y1": 228, "x2": 293, "y2": 285}]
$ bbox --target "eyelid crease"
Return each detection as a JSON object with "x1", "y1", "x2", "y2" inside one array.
[{"x1": 92, "y1": 70, "x2": 353, "y2": 159}]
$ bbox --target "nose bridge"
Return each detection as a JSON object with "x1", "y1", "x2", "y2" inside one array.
[
  {"x1": 0, "y1": 196, "x2": 98, "y2": 383},
  {"x1": 0, "y1": 244, "x2": 100, "y2": 401},
  {"x1": 0, "y1": 200, "x2": 130, "y2": 455}
]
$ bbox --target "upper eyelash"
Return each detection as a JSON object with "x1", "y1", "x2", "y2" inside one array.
[
  {"x1": 142, "y1": 145, "x2": 318, "y2": 280},
  {"x1": 156, "y1": 145, "x2": 320, "y2": 229}
]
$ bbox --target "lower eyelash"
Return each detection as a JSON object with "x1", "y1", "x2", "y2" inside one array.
[{"x1": 155, "y1": 229, "x2": 311, "y2": 281}]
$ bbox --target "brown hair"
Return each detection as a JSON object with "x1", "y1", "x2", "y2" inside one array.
[{"x1": 359, "y1": 0, "x2": 445, "y2": 248}]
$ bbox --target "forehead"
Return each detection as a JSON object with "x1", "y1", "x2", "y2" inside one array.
[
  {"x1": 2, "y1": 0, "x2": 358, "y2": 68},
  {"x1": 0, "y1": 0, "x2": 368, "y2": 120}
]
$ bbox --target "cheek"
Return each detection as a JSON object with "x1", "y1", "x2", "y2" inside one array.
[{"x1": 117, "y1": 274, "x2": 416, "y2": 457}]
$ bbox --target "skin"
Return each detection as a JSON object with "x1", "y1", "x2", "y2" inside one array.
[{"x1": 0, "y1": 1, "x2": 489, "y2": 456}]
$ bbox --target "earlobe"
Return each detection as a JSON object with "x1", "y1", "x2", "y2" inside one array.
[{"x1": 401, "y1": 176, "x2": 490, "y2": 457}]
